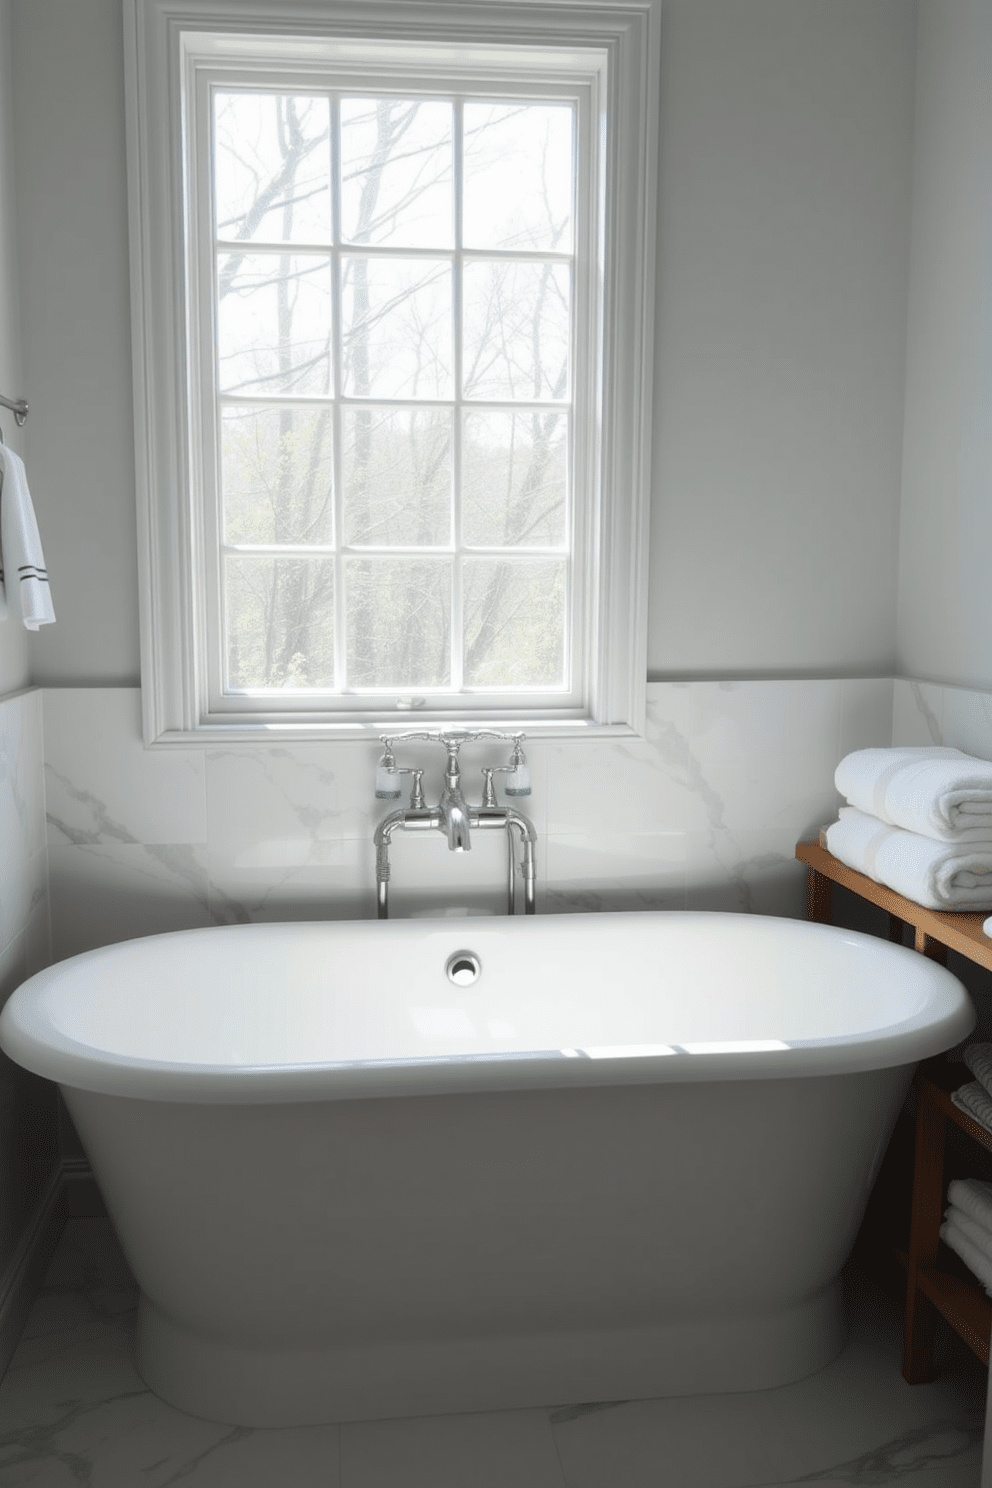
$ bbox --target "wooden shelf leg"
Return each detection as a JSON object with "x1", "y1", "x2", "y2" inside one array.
[
  {"x1": 902, "y1": 1080, "x2": 948, "y2": 1384},
  {"x1": 807, "y1": 868, "x2": 832, "y2": 924},
  {"x1": 914, "y1": 926, "x2": 949, "y2": 966}
]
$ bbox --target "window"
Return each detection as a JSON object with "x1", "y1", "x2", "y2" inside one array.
[{"x1": 125, "y1": 0, "x2": 660, "y2": 742}]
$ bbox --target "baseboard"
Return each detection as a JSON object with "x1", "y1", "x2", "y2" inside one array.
[
  {"x1": 0, "y1": 1153, "x2": 107, "y2": 1381},
  {"x1": 0, "y1": 1164, "x2": 67, "y2": 1380}
]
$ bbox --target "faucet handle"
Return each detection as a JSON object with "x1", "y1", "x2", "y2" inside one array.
[
  {"x1": 481, "y1": 767, "x2": 498, "y2": 808},
  {"x1": 405, "y1": 769, "x2": 426, "y2": 811}
]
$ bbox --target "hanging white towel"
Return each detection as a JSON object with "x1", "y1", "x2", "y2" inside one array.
[
  {"x1": 835, "y1": 746, "x2": 992, "y2": 842},
  {"x1": 0, "y1": 444, "x2": 55, "y2": 630},
  {"x1": 947, "y1": 1177, "x2": 992, "y2": 1236},
  {"x1": 825, "y1": 806, "x2": 992, "y2": 911}
]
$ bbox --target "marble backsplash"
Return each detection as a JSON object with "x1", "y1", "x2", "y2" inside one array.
[{"x1": 33, "y1": 676, "x2": 992, "y2": 962}]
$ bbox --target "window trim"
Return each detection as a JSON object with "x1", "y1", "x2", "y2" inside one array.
[{"x1": 124, "y1": 0, "x2": 661, "y2": 744}]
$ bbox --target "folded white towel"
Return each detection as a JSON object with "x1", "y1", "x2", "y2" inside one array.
[
  {"x1": 963, "y1": 1044, "x2": 992, "y2": 1101},
  {"x1": 950, "y1": 1081, "x2": 992, "y2": 1134},
  {"x1": 944, "y1": 1205, "x2": 992, "y2": 1265},
  {"x1": 948, "y1": 1177, "x2": 992, "y2": 1235},
  {"x1": 940, "y1": 1215, "x2": 992, "y2": 1295},
  {"x1": 0, "y1": 444, "x2": 55, "y2": 630},
  {"x1": 825, "y1": 806, "x2": 992, "y2": 911},
  {"x1": 835, "y1": 747, "x2": 992, "y2": 842}
]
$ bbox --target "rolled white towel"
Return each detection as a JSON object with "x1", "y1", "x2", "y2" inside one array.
[
  {"x1": 835, "y1": 747, "x2": 992, "y2": 843},
  {"x1": 948, "y1": 1178, "x2": 992, "y2": 1236},
  {"x1": 825, "y1": 807, "x2": 992, "y2": 911},
  {"x1": 963, "y1": 1043, "x2": 992, "y2": 1101},
  {"x1": 950, "y1": 1081, "x2": 992, "y2": 1135},
  {"x1": 944, "y1": 1205, "x2": 992, "y2": 1265},
  {"x1": 940, "y1": 1215, "x2": 992, "y2": 1295}
]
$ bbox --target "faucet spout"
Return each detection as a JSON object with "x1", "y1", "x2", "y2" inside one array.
[
  {"x1": 439, "y1": 740, "x2": 471, "y2": 851},
  {"x1": 439, "y1": 788, "x2": 472, "y2": 851}
]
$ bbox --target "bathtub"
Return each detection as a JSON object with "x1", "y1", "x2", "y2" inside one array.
[{"x1": 0, "y1": 911, "x2": 974, "y2": 1427}]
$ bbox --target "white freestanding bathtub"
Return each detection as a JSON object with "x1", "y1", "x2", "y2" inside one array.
[{"x1": 0, "y1": 911, "x2": 974, "y2": 1427}]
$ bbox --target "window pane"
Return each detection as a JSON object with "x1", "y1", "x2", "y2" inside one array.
[
  {"x1": 463, "y1": 558, "x2": 566, "y2": 687},
  {"x1": 221, "y1": 405, "x2": 333, "y2": 545},
  {"x1": 213, "y1": 93, "x2": 331, "y2": 245},
  {"x1": 342, "y1": 257, "x2": 452, "y2": 399},
  {"x1": 346, "y1": 558, "x2": 451, "y2": 687},
  {"x1": 462, "y1": 410, "x2": 567, "y2": 547},
  {"x1": 225, "y1": 556, "x2": 335, "y2": 690},
  {"x1": 340, "y1": 98, "x2": 453, "y2": 248},
  {"x1": 463, "y1": 103, "x2": 573, "y2": 252},
  {"x1": 343, "y1": 407, "x2": 451, "y2": 546},
  {"x1": 462, "y1": 261, "x2": 570, "y2": 401},
  {"x1": 217, "y1": 253, "x2": 331, "y2": 396}
]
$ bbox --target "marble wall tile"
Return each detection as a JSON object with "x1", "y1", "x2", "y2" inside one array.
[
  {"x1": 684, "y1": 827, "x2": 810, "y2": 919},
  {"x1": 207, "y1": 834, "x2": 376, "y2": 925},
  {"x1": 939, "y1": 685, "x2": 992, "y2": 761},
  {"x1": 543, "y1": 832, "x2": 685, "y2": 914},
  {"x1": 206, "y1": 743, "x2": 374, "y2": 854},
  {"x1": 38, "y1": 676, "x2": 992, "y2": 948},
  {"x1": 0, "y1": 691, "x2": 47, "y2": 953},
  {"x1": 891, "y1": 679, "x2": 945, "y2": 747},
  {"x1": 839, "y1": 677, "x2": 894, "y2": 758},
  {"x1": 43, "y1": 689, "x2": 205, "y2": 848},
  {"x1": 48, "y1": 843, "x2": 211, "y2": 962},
  {"x1": 545, "y1": 686, "x2": 697, "y2": 836},
  {"x1": 0, "y1": 931, "x2": 27, "y2": 1010},
  {"x1": 23, "y1": 898, "x2": 51, "y2": 980},
  {"x1": 0, "y1": 845, "x2": 46, "y2": 958},
  {"x1": 688, "y1": 680, "x2": 843, "y2": 836}
]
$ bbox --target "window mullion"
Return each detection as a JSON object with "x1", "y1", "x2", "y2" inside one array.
[
  {"x1": 451, "y1": 97, "x2": 465, "y2": 694},
  {"x1": 330, "y1": 92, "x2": 347, "y2": 695}
]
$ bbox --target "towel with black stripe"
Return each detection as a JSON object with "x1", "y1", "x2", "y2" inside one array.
[{"x1": 0, "y1": 444, "x2": 55, "y2": 630}]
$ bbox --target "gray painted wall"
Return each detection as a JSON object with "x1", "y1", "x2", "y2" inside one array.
[
  {"x1": 897, "y1": 0, "x2": 992, "y2": 689},
  {"x1": 9, "y1": 0, "x2": 920, "y2": 688},
  {"x1": 649, "y1": 0, "x2": 916, "y2": 679},
  {"x1": 10, "y1": 0, "x2": 137, "y2": 687},
  {"x1": 0, "y1": 0, "x2": 29, "y2": 697}
]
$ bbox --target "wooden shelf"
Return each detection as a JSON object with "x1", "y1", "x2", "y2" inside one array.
[
  {"x1": 917, "y1": 1062, "x2": 992, "y2": 1159},
  {"x1": 796, "y1": 840, "x2": 992, "y2": 972},
  {"x1": 895, "y1": 1249, "x2": 991, "y2": 1366},
  {"x1": 796, "y1": 840, "x2": 992, "y2": 1384}
]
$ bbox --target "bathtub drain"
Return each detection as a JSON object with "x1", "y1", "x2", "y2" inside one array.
[{"x1": 446, "y1": 951, "x2": 481, "y2": 987}]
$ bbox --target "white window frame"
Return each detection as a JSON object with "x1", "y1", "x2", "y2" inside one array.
[{"x1": 124, "y1": 0, "x2": 661, "y2": 744}]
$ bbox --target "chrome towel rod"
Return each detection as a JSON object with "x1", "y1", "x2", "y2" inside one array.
[{"x1": 0, "y1": 393, "x2": 28, "y2": 426}]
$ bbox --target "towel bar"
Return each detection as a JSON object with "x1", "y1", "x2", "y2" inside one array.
[{"x1": 0, "y1": 393, "x2": 28, "y2": 429}]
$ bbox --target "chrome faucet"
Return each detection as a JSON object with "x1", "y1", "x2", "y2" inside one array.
[
  {"x1": 372, "y1": 731, "x2": 537, "y2": 918},
  {"x1": 438, "y1": 736, "x2": 473, "y2": 852}
]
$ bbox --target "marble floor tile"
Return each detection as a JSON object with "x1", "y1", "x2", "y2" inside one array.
[
  {"x1": 0, "y1": 1220, "x2": 986, "y2": 1488},
  {"x1": 340, "y1": 1407, "x2": 565, "y2": 1488},
  {"x1": 549, "y1": 1385, "x2": 789, "y2": 1488},
  {"x1": 758, "y1": 1270, "x2": 986, "y2": 1483}
]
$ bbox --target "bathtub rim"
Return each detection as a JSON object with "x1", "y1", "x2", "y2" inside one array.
[{"x1": 0, "y1": 911, "x2": 975, "y2": 1104}]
